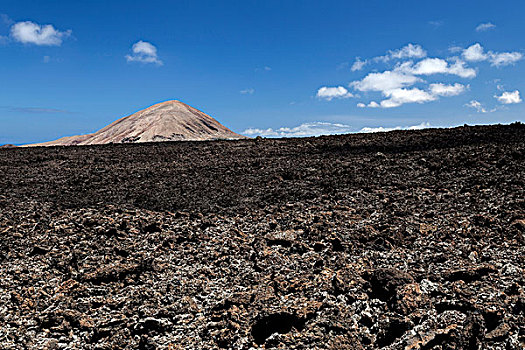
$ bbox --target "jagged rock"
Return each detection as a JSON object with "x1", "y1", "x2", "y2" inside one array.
[
  {"x1": 0, "y1": 124, "x2": 524, "y2": 349},
  {"x1": 366, "y1": 268, "x2": 414, "y2": 303}
]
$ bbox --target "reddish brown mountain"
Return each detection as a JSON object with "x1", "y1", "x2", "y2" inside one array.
[{"x1": 25, "y1": 100, "x2": 247, "y2": 146}]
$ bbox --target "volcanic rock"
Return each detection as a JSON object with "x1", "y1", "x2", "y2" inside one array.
[{"x1": 0, "y1": 123, "x2": 524, "y2": 349}]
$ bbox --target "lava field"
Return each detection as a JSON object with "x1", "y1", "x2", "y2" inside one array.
[{"x1": 0, "y1": 124, "x2": 524, "y2": 349}]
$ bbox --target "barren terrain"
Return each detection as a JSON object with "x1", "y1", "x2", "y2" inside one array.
[
  {"x1": 25, "y1": 100, "x2": 246, "y2": 147},
  {"x1": 0, "y1": 124, "x2": 524, "y2": 349}
]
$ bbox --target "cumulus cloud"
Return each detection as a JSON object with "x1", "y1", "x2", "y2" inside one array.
[
  {"x1": 243, "y1": 121, "x2": 433, "y2": 137},
  {"x1": 462, "y1": 43, "x2": 488, "y2": 62},
  {"x1": 10, "y1": 21, "x2": 71, "y2": 46},
  {"x1": 351, "y1": 58, "x2": 474, "y2": 100},
  {"x1": 243, "y1": 122, "x2": 353, "y2": 137},
  {"x1": 350, "y1": 71, "x2": 420, "y2": 93},
  {"x1": 365, "y1": 101, "x2": 380, "y2": 108},
  {"x1": 462, "y1": 43, "x2": 523, "y2": 67},
  {"x1": 447, "y1": 59, "x2": 478, "y2": 78},
  {"x1": 355, "y1": 79, "x2": 468, "y2": 109},
  {"x1": 243, "y1": 122, "x2": 432, "y2": 137},
  {"x1": 370, "y1": 88, "x2": 437, "y2": 108},
  {"x1": 448, "y1": 46, "x2": 463, "y2": 54},
  {"x1": 429, "y1": 83, "x2": 468, "y2": 96},
  {"x1": 407, "y1": 58, "x2": 448, "y2": 75},
  {"x1": 316, "y1": 86, "x2": 354, "y2": 100},
  {"x1": 374, "y1": 44, "x2": 427, "y2": 62},
  {"x1": 351, "y1": 57, "x2": 367, "y2": 71},
  {"x1": 125, "y1": 41, "x2": 163, "y2": 65},
  {"x1": 240, "y1": 88, "x2": 255, "y2": 95},
  {"x1": 398, "y1": 58, "x2": 477, "y2": 78},
  {"x1": 466, "y1": 100, "x2": 483, "y2": 111},
  {"x1": 476, "y1": 22, "x2": 496, "y2": 32},
  {"x1": 495, "y1": 90, "x2": 522, "y2": 104},
  {"x1": 465, "y1": 100, "x2": 495, "y2": 113},
  {"x1": 358, "y1": 122, "x2": 431, "y2": 133},
  {"x1": 490, "y1": 52, "x2": 523, "y2": 67},
  {"x1": 350, "y1": 64, "x2": 470, "y2": 108},
  {"x1": 320, "y1": 42, "x2": 522, "y2": 110},
  {"x1": 388, "y1": 43, "x2": 427, "y2": 60}
]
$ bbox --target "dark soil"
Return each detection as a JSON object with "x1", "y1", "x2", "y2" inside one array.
[{"x1": 0, "y1": 123, "x2": 524, "y2": 349}]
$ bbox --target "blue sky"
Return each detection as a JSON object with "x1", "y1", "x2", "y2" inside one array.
[{"x1": 1, "y1": 0, "x2": 524, "y2": 144}]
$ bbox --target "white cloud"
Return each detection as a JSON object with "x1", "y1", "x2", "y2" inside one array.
[
  {"x1": 373, "y1": 44, "x2": 427, "y2": 63},
  {"x1": 462, "y1": 43, "x2": 523, "y2": 67},
  {"x1": 322, "y1": 42, "x2": 523, "y2": 110},
  {"x1": 462, "y1": 43, "x2": 487, "y2": 62},
  {"x1": 490, "y1": 52, "x2": 523, "y2": 67},
  {"x1": 466, "y1": 100, "x2": 483, "y2": 111},
  {"x1": 388, "y1": 43, "x2": 427, "y2": 60},
  {"x1": 377, "y1": 88, "x2": 437, "y2": 108},
  {"x1": 465, "y1": 100, "x2": 495, "y2": 113},
  {"x1": 408, "y1": 58, "x2": 448, "y2": 75},
  {"x1": 429, "y1": 83, "x2": 467, "y2": 96},
  {"x1": 10, "y1": 21, "x2": 71, "y2": 46},
  {"x1": 358, "y1": 122, "x2": 432, "y2": 133},
  {"x1": 398, "y1": 58, "x2": 476, "y2": 78},
  {"x1": 244, "y1": 121, "x2": 433, "y2": 137},
  {"x1": 447, "y1": 59, "x2": 478, "y2": 78},
  {"x1": 361, "y1": 83, "x2": 467, "y2": 109},
  {"x1": 240, "y1": 88, "x2": 255, "y2": 95},
  {"x1": 351, "y1": 63, "x2": 470, "y2": 108},
  {"x1": 350, "y1": 70, "x2": 420, "y2": 93},
  {"x1": 243, "y1": 122, "x2": 353, "y2": 137},
  {"x1": 351, "y1": 57, "x2": 367, "y2": 71},
  {"x1": 429, "y1": 21, "x2": 444, "y2": 28},
  {"x1": 495, "y1": 90, "x2": 522, "y2": 104},
  {"x1": 357, "y1": 81, "x2": 468, "y2": 109},
  {"x1": 125, "y1": 40, "x2": 163, "y2": 65},
  {"x1": 476, "y1": 23, "x2": 496, "y2": 32},
  {"x1": 316, "y1": 86, "x2": 354, "y2": 100}
]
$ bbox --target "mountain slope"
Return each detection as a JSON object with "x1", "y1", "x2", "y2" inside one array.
[{"x1": 25, "y1": 100, "x2": 247, "y2": 146}]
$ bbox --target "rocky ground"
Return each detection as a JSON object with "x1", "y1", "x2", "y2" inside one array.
[{"x1": 0, "y1": 123, "x2": 524, "y2": 349}]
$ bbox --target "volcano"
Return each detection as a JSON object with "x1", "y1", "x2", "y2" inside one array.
[{"x1": 25, "y1": 100, "x2": 247, "y2": 146}]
